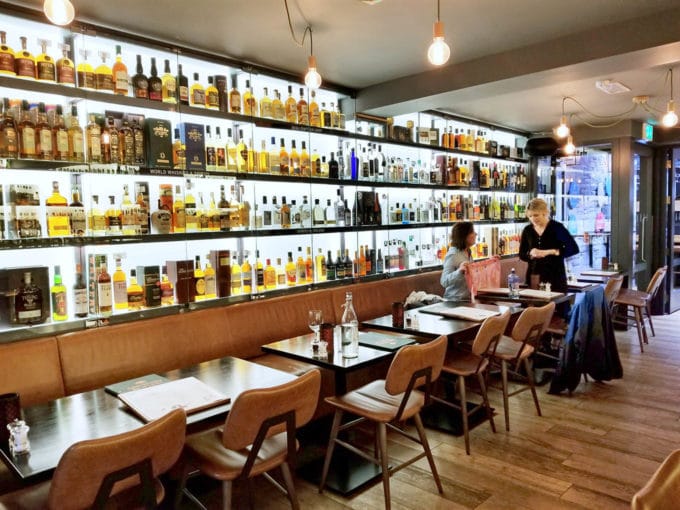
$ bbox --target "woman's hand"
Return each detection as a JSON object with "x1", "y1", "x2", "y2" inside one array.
[
  {"x1": 530, "y1": 248, "x2": 559, "y2": 259},
  {"x1": 458, "y1": 261, "x2": 469, "y2": 274}
]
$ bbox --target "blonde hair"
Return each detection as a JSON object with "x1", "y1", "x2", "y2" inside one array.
[{"x1": 526, "y1": 198, "x2": 549, "y2": 214}]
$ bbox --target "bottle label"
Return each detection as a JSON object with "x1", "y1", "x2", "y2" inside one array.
[
  {"x1": 229, "y1": 93, "x2": 241, "y2": 112},
  {"x1": 3, "y1": 127, "x2": 17, "y2": 155},
  {"x1": 205, "y1": 274, "x2": 216, "y2": 296},
  {"x1": 286, "y1": 267, "x2": 296, "y2": 285},
  {"x1": 77, "y1": 70, "x2": 95, "y2": 89},
  {"x1": 69, "y1": 206, "x2": 86, "y2": 236},
  {"x1": 98, "y1": 282, "x2": 112, "y2": 306},
  {"x1": 57, "y1": 64, "x2": 75, "y2": 85},
  {"x1": 113, "y1": 281, "x2": 127, "y2": 305},
  {"x1": 95, "y1": 74, "x2": 113, "y2": 91},
  {"x1": 37, "y1": 62, "x2": 55, "y2": 81},
  {"x1": 194, "y1": 276, "x2": 205, "y2": 297},
  {"x1": 192, "y1": 89, "x2": 205, "y2": 106},
  {"x1": 231, "y1": 274, "x2": 242, "y2": 292},
  {"x1": 46, "y1": 206, "x2": 70, "y2": 237},
  {"x1": 56, "y1": 130, "x2": 68, "y2": 154},
  {"x1": 72, "y1": 132, "x2": 84, "y2": 155},
  {"x1": 134, "y1": 79, "x2": 149, "y2": 98},
  {"x1": 216, "y1": 147, "x2": 226, "y2": 168},
  {"x1": 206, "y1": 147, "x2": 216, "y2": 167},
  {"x1": 128, "y1": 292, "x2": 144, "y2": 308},
  {"x1": 51, "y1": 290, "x2": 67, "y2": 316},
  {"x1": 89, "y1": 134, "x2": 101, "y2": 157},
  {"x1": 179, "y1": 85, "x2": 189, "y2": 102},
  {"x1": 207, "y1": 90, "x2": 219, "y2": 108},
  {"x1": 114, "y1": 71, "x2": 128, "y2": 91},
  {"x1": 261, "y1": 102, "x2": 272, "y2": 118},
  {"x1": 39, "y1": 129, "x2": 52, "y2": 156},
  {"x1": 16, "y1": 58, "x2": 35, "y2": 78},
  {"x1": 74, "y1": 288, "x2": 88, "y2": 315},
  {"x1": 21, "y1": 127, "x2": 36, "y2": 155},
  {"x1": 0, "y1": 52, "x2": 14, "y2": 73},
  {"x1": 149, "y1": 82, "x2": 162, "y2": 101}
]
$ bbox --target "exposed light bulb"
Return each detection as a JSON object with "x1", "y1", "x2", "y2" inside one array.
[
  {"x1": 555, "y1": 115, "x2": 570, "y2": 138},
  {"x1": 662, "y1": 100, "x2": 678, "y2": 127},
  {"x1": 304, "y1": 55, "x2": 322, "y2": 90},
  {"x1": 43, "y1": 0, "x2": 75, "y2": 25},
  {"x1": 427, "y1": 21, "x2": 450, "y2": 66},
  {"x1": 564, "y1": 135, "x2": 576, "y2": 155}
]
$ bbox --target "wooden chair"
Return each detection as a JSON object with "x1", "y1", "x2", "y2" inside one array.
[
  {"x1": 319, "y1": 336, "x2": 448, "y2": 510},
  {"x1": 431, "y1": 311, "x2": 510, "y2": 455},
  {"x1": 489, "y1": 302, "x2": 555, "y2": 431},
  {"x1": 176, "y1": 369, "x2": 321, "y2": 510},
  {"x1": 0, "y1": 408, "x2": 186, "y2": 510},
  {"x1": 613, "y1": 266, "x2": 667, "y2": 352},
  {"x1": 631, "y1": 449, "x2": 680, "y2": 509},
  {"x1": 603, "y1": 275, "x2": 624, "y2": 311}
]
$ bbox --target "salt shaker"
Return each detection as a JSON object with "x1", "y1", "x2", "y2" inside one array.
[{"x1": 7, "y1": 419, "x2": 30, "y2": 455}]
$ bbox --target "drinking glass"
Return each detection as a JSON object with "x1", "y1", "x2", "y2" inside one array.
[{"x1": 308, "y1": 310, "x2": 323, "y2": 346}]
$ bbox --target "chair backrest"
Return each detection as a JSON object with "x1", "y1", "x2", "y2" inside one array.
[
  {"x1": 48, "y1": 408, "x2": 186, "y2": 510},
  {"x1": 631, "y1": 449, "x2": 680, "y2": 509},
  {"x1": 603, "y1": 275, "x2": 624, "y2": 305},
  {"x1": 510, "y1": 301, "x2": 556, "y2": 345},
  {"x1": 471, "y1": 310, "x2": 511, "y2": 357},
  {"x1": 222, "y1": 369, "x2": 321, "y2": 452},
  {"x1": 385, "y1": 336, "x2": 447, "y2": 396},
  {"x1": 645, "y1": 266, "x2": 667, "y2": 298}
]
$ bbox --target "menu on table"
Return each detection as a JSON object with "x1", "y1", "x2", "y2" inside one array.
[
  {"x1": 436, "y1": 306, "x2": 500, "y2": 322},
  {"x1": 118, "y1": 377, "x2": 230, "y2": 422}
]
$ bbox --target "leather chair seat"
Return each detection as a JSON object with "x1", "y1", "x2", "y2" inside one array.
[
  {"x1": 325, "y1": 379, "x2": 425, "y2": 423},
  {"x1": 442, "y1": 350, "x2": 488, "y2": 377},
  {"x1": 494, "y1": 335, "x2": 534, "y2": 360},
  {"x1": 185, "y1": 429, "x2": 292, "y2": 481}
]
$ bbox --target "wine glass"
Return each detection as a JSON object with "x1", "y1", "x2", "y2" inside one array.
[{"x1": 308, "y1": 309, "x2": 323, "y2": 346}]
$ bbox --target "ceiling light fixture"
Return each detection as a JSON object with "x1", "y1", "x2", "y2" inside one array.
[
  {"x1": 662, "y1": 68, "x2": 678, "y2": 128},
  {"x1": 304, "y1": 28, "x2": 321, "y2": 90},
  {"x1": 427, "y1": 0, "x2": 450, "y2": 66},
  {"x1": 555, "y1": 97, "x2": 570, "y2": 138},
  {"x1": 283, "y1": 0, "x2": 322, "y2": 90},
  {"x1": 564, "y1": 135, "x2": 576, "y2": 155},
  {"x1": 43, "y1": 0, "x2": 75, "y2": 26}
]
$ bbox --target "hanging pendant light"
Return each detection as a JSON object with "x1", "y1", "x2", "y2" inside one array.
[
  {"x1": 662, "y1": 68, "x2": 678, "y2": 128},
  {"x1": 427, "y1": 0, "x2": 450, "y2": 66},
  {"x1": 564, "y1": 135, "x2": 576, "y2": 155},
  {"x1": 43, "y1": 0, "x2": 75, "y2": 26},
  {"x1": 555, "y1": 97, "x2": 570, "y2": 138},
  {"x1": 304, "y1": 28, "x2": 322, "y2": 90}
]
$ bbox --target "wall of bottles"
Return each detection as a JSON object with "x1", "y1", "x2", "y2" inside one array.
[{"x1": 0, "y1": 8, "x2": 530, "y2": 337}]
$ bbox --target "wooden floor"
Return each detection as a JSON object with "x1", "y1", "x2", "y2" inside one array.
[{"x1": 182, "y1": 311, "x2": 680, "y2": 509}]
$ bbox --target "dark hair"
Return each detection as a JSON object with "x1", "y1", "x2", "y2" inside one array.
[{"x1": 450, "y1": 222, "x2": 474, "y2": 251}]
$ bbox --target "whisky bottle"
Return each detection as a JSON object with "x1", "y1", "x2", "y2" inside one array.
[
  {"x1": 205, "y1": 76, "x2": 219, "y2": 109},
  {"x1": 67, "y1": 105, "x2": 84, "y2": 163},
  {"x1": 228, "y1": 76, "x2": 241, "y2": 113},
  {"x1": 316, "y1": 248, "x2": 327, "y2": 282},
  {"x1": 285, "y1": 85, "x2": 297, "y2": 123},
  {"x1": 76, "y1": 49, "x2": 95, "y2": 89},
  {"x1": 15, "y1": 36, "x2": 35, "y2": 79},
  {"x1": 86, "y1": 114, "x2": 102, "y2": 163},
  {"x1": 235, "y1": 131, "x2": 248, "y2": 173},
  {"x1": 295, "y1": 247, "x2": 306, "y2": 285},
  {"x1": 95, "y1": 51, "x2": 114, "y2": 93},
  {"x1": 89, "y1": 195, "x2": 107, "y2": 235},
  {"x1": 147, "y1": 57, "x2": 162, "y2": 101},
  {"x1": 308, "y1": 90, "x2": 320, "y2": 127},
  {"x1": 36, "y1": 39, "x2": 56, "y2": 82},
  {"x1": 177, "y1": 64, "x2": 189, "y2": 105},
  {"x1": 243, "y1": 79, "x2": 258, "y2": 116},
  {"x1": 97, "y1": 260, "x2": 113, "y2": 317},
  {"x1": 305, "y1": 246, "x2": 314, "y2": 282},
  {"x1": 260, "y1": 87, "x2": 273, "y2": 118},
  {"x1": 118, "y1": 119, "x2": 134, "y2": 165},
  {"x1": 320, "y1": 102, "x2": 331, "y2": 128},
  {"x1": 214, "y1": 127, "x2": 226, "y2": 170},
  {"x1": 184, "y1": 179, "x2": 199, "y2": 232},
  {"x1": 15, "y1": 271, "x2": 44, "y2": 324},
  {"x1": 18, "y1": 100, "x2": 36, "y2": 159},
  {"x1": 255, "y1": 250, "x2": 265, "y2": 292},
  {"x1": 205, "y1": 125, "x2": 216, "y2": 171},
  {"x1": 35, "y1": 102, "x2": 53, "y2": 160},
  {"x1": 172, "y1": 127, "x2": 185, "y2": 169},
  {"x1": 285, "y1": 252, "x2": 296, "y2": 286},
  {"x1": 242, "y1": 253, "x2": 253, "y2": 294},
  {"x1": 264, "y1": 258, "x2": 277, "y2": 290},
  {"x1": 271, "y1": 257, "x2": 283, "y2": 287},
  {"x1": 0, "y1": 31, "x2": 15, "y2": 75},
  {"x1": 297, "y1": 87, "x2": 309, "y2": 125},
  {"x1": 100, "y1": 117, "x2": 112, "y2": 164},
  {"x1": 172, "y1": 184, "x2": 185, "y2": 233},
  {"x1": 69, "y1": 187, "x2": 86, "y2": 236},
  {"x1": 0, "y1": 97, "x2": 18, "y2": 158},
  {"x1": 50, "y1": 265, "x2": 68, "y2": 321},
  {"x1": 207, "y1": 192, "x2": 220, "y2": 231},
  {"x1": 225, "y1": 128, "x2": 237, "y2": 171},
  {"x1": 325, "y1": 198, "x2": 336, "y2": 225},
  {"x1": 56, "y1": 43, "x2": 75, "y2": 86},
  {"x1": 289, "y1": 140, "x2": 300, "y2": 176},
  {"x1": 131, "y1": 54, "x2": 148, "y2": 99},
  {"x1": 230, "y1": 255, "x2": 242, "y2": 295},
  {"x1": 112, "y1": 45, "x2": 128, "y2": 95},
  {"x1": 238, "y1": 185, "x2": 251, "y2": 229},
  {"x1": 112, "y1": 257, "x2": 127, "y2": 310},
  {"x1": 161, "y1": 59, "x2": 176, "y2": 103},
  {"x1": 50, "y1": 104, "x2": 67, "y2": 160},
  {"x1": 203, "y1": 257, "x2": 217, "y2": 298},
  {"x1": 73, "y1": 263, "x2": 88, "y2": 317},
  {"x1": 257, "y1": 139, "x2": 269, "y2": 174},
  {"x1": 300, "y1": 141, "x2": 310, "y2": 177},
  {"x1": 217, "y1": 185, "x2": 230, "y2": 232},
  {"x1": 272, "y1": 89, "x2": 285, "y2": 120},
  {"x1": 193, "y1": 255, "x2": 206, "y2": 301},
  {"x1": 329, "y1": 152, "x2": 339, "y2": 178},
  {"x1": 189, "y1": 72, "x2": 205, "y2": 108},
  {"x1": 326, "y1": 250, "x2": 336, "y2": 280},
  {"x1": 126, "y1": 269, "x2": 143, "y2": 310},
  {"x1": 197, "y1": 192, "x2": 209, "y2": 231},
  {"x1": 267, "y1": 136, "x2": 280, "y2": 173},
  {"x1": 313, "y1": 198, "x2": 325, "y2": 226},
  {"x1": 160, "y1": 266, "x2": 174, "y2": 306},
  {"x1": 280, "y1": 196, "x2": 291, "y2": 228},
  {"x1": 120, "y1": 184, "x2": 138, "y2": 235},
  {"x1": 279, "y1": 138, "x2": 290, "y2": 175},
  {"x1": 106, "y1": 195, "x2": 122, "y2": 235},
  {"x1": 131, "y1": 119, "x2": 144, "y2": 165}
]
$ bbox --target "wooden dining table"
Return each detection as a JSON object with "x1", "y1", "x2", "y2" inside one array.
[{"x1": 0, "y1": 356, "x2": 296, "y2": 481}]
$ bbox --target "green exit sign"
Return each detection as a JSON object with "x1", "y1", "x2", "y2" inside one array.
[{"x1": 642, "y1": 122, "x2": 654, "y2": 141}]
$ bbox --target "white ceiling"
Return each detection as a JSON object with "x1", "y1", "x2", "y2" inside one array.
[{"x1": 7, "y1": 0, "x2": 680, "y2": 134}]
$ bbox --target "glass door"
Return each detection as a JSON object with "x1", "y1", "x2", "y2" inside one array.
[
  {"x1": 669, "y1": 149, "x2": 680, "y2": 312},
  {"x1": 632, "y1": 152, "x2": 654, "y2": 290}
]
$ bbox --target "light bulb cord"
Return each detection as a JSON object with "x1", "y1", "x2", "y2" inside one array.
[
  {"x1": 283, "y1": 0, "x2": 312, "y2": 53},
  {"x1": 437, "y1": 0, "x2": 441, "y2": 21}
]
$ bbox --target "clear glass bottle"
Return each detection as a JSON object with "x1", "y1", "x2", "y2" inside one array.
[{"x1": 340, "y1": 292, "x2": 359, "y2": 358}]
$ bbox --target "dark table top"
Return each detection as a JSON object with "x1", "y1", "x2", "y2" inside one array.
[
  {"x1": 474, "y1": 289, "x2": 574, "y2": 306},
  {"x1": 0, "y1": 356, "x2": 296, "y2": 480}
]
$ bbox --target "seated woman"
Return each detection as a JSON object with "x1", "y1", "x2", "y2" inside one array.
[{"x1": 440, "y1": 221, "x2": 476, "y2": 301}]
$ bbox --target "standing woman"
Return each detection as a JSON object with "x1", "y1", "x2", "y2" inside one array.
[
  {"x1": 520, "y1": 198, "x2": 579, "y2": 293},
  {"x1": 440, "y1": 221, "x2": 476, "y2": 301}
]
